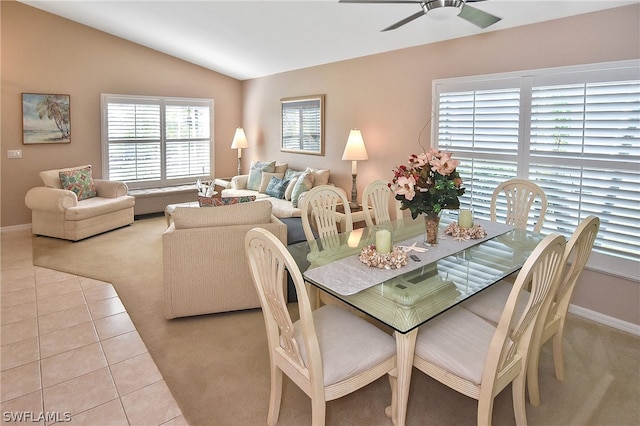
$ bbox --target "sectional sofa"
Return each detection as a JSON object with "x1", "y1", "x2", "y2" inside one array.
[{"x1": 219, "y1": 161, "x2": 330, "y2": 218}]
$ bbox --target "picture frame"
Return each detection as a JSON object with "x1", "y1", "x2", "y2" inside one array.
[
  {"x1": 281, "y1": 94, "x2": 324, "y2": 155},
  {"x1": 22, "y1": 93, "x2": 71, "y2": 144}
]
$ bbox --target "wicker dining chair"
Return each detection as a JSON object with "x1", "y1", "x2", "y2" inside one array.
[
  {"x1": 410, "y1": 233, "x2": 566, "y2": 425},
  {"x1": 245, "y1": 228, "x2": 397, "y2": 426},
  {"x1": 461, "y1": 215, "x2": 600, "y2": 406},
  {"x1": 491, "y1": 178, "x2": 548, "y2": 232},
  {"x1": 301, "y1": 185, "x2": 352, "y2": 244},
  {"x1": 362, "y1": 179, "x2": 403, "y2": 228}
]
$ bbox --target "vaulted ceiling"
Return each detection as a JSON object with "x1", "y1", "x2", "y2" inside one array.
[{"x1": 20, "y1": 0, "x2": 639, "y2": 80}]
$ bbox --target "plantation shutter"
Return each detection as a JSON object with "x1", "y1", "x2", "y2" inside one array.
[
  {"x1": 437, "y1": 86, "x2": 521, "y2": 223},
  {"x1": 433, "y1": 60, "x2": 640, "y2": 277},
  {"x1": 106, "y1": 102, "x2": 161, "y2": 182},
  {"x1": 103, "y1": 95, "x2": 212, "y2": 188},
  {"x1": 282, "y1": 99, "x2": 321, "y2": 152},
  {"x1": 165, "y1": 102, "x2": 211, "y2": 179},
  {"x1": 529, "y1": 80, "x2": 640, "y2": 258}
]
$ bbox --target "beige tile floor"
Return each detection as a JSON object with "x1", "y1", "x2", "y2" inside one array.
[{"x1": 1, "y1": 228, "x2": 187, "y2": 426}]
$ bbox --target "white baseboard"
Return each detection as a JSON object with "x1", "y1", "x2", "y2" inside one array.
[
  {"x1": 1, "y1": 224, "x2": 32, "y2": 233},
  {"x1": 569, "y1": 304, "x2": 640, "y2": 337}
]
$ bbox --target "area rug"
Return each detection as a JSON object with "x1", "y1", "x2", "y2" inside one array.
[{"x1": 31, "y1": 215, "x2": 633, "y2": 425}]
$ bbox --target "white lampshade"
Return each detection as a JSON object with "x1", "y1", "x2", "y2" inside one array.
[
  {"x1": 342, "y1": 129, "x2": 369, "y2": 161},
  {"x1": 230, "y1": 128, "x2": 249, "y2": 149}
]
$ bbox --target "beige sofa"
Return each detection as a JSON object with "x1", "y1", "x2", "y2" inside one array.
[
  {"x1": 162, "y1": 200, "x2": 288, "y2": 319},
  {"x1": 220, "y1": 162, "x2": 330, "y2": 218},
  {"x1": 25, "y1": 165, "x2": 135, "y2": 241}
]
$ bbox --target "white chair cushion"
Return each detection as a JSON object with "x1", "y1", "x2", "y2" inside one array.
[
  {"x1": 461, "y1": 280, "x2": 528, "y2": 326},
  {"x1": 415, "y1": 306, "x2": 498, "y2": 385},
  {"x1": 293, "y1": 304, "x2": 396, "y2": 386}
]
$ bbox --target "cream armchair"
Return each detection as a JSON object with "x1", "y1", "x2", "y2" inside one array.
[
  {"x1": 25, "y1": 165, "x2": 135, "y2": 241},
  {"x1": 162, "y1": 200, "x2": 288, "y2": 319}
]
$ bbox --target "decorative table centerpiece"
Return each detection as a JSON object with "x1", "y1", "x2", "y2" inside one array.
[
  {"x1": 390, "y1": 149, "x2": 465, "y2": 245},
  {"x1": 359, "y1": 245, "x2": 408, "y2": 269}
]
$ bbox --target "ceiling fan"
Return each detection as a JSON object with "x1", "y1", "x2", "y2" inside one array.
[{"x1": 340, "y1": 0, "x2": 502, "y2": 32}]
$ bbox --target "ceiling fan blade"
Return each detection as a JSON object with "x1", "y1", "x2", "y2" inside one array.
[
  {"x1": 339, "y1": 1, "x2": 422, "y2": 3},
  {"x1": 382, "y1": 10, "x2": 426, "y2": 32},
  {"x1": 458, "y1": 4, "x2": 501, "y2": 28}
]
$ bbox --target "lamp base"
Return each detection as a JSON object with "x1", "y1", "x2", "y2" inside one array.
[{"x1": 349, "y1": 173, "x2": 359, "y2": 211}]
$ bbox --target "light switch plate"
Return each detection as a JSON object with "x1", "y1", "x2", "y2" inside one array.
[{"x1": 8, "y1": 150, "x2": 22, "y2": 159}]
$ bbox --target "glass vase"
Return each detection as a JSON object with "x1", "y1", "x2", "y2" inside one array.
[{"x1": 423, "y1": 211, "x2": 442, "y2": 246}]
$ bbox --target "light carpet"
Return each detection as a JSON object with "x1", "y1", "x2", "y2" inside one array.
[{"x1": 33, "y1": 215, "x2": 640, "y2": 426}]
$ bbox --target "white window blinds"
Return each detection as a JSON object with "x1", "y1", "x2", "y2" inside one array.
[
  {"x1": 434, "y1": 60, "x2": 640, "y2": 278},
  {"x1": 102, "y1": 95, "x2": 213, "y2": 189}
]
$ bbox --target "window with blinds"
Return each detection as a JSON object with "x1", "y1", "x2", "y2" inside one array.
[
  {"x1": 434, "y1": 60, "x2": 639, "y2": 278},
  {"x1": 282, "y1": 99, "x2": 322, "y2": 152},
  {"x1": 101, "y1": 95, "x2": 212, "y2": 189}
]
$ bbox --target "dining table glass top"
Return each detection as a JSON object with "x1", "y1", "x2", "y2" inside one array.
[{"x1": 287, "y1": 212, "x2": 545, "y2": 334}]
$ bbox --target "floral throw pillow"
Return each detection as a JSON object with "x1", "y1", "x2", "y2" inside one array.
[
  {"x1": 246, "y1": 161, "x2": 276, "y2": 191},
  {"x1": 198, "y1": 196, "x2": 257, "y2": 207},
  {"x1": 59, "y1": 166, "x2": 97, "y2": 200},
  {"x1": 265, "y1": 177, "x2": 290, "y2": 199}
]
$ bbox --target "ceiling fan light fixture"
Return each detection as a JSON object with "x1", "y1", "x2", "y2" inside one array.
[{"x1": 423, "y1": 0, "x2": 465, "y2": 20}]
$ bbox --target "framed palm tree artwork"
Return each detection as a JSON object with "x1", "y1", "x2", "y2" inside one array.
[{"x1": 22, "y1": 93, "x2": 71, "y2": 144}]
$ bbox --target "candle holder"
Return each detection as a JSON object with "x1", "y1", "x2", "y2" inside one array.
[
  {"x1": 458, "y1": 208, "x2": 474, "y2": 229},
  {"x1": 371, "y1": 224, "x2": 394, "y2": 254}
]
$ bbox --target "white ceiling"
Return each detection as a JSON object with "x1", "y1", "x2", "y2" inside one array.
[{"x1": 19, "y1": 0, "x2": 639, "y2": 80}]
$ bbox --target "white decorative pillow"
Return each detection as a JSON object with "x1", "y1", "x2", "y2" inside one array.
[
  {"x1": 259, "y1": 172, "x2": 285, "y2": 193},
  {"x1": 291, "y1": 170, "x2": 315, "y2": 208},
  {"x1": 284, "y1": 177, "x2": 299, "y2": 201},
  {"x1": 306, "y1": 167, "x2": 330, "y2": 187},
  {"x1": 247, "y1": 161, "x2": 276, "y2": 191},
  {"x1": 274, "y1": 163, "x2": 289, "y2": 174}
]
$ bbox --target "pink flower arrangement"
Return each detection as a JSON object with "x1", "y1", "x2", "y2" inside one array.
[{"x1": 390, "y1": 149, "x2": 465, "y2": 218}]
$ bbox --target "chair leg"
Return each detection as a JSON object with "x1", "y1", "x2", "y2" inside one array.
[
  {"x1": 477, "y1": 395, "x2": 495, "y2": 426},
  {"x1": 267, "y1": 366, "x2": 283, "y2": 426},
  {"x1": 526, "y1": 346, "x2": 542, "y2": 407},
  {"x1": 311, "y1": 398, "x2": 326, "y2": 426},
  {"x1": 511, "y1": 372, "x2": 529, "y2": 426},
  {"x1": 552, "y1": 327, "x2": 566, "y2": 381},
  {"x1": 385, "y1": 371, "x2": 398, "y2": 424}
]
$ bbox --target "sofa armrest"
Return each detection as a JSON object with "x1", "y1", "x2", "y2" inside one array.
[
  {"x1": 213, "y1": 178, "x2": 231, "y2": 189},
  {"x1": 25, "y1": 187, "x2": 78, "y2": 212},
  {"x1": 230, "y1": 174, "x2": 249, "y2": 190},
  {"x1": 94, "y1": 179, "x2": 129, "y2": 198}
]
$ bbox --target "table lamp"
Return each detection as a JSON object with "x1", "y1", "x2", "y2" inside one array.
[
  {"x1": 230, "y1": 128, "x2": 249, "y2": 175},
  {"x1": 342, "y1": 129, "x2": 369, "y2": 210}
]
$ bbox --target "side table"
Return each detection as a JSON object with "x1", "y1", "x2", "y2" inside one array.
[{"x1": 334, "y1": 204, "x2": 372, "y2": 232}]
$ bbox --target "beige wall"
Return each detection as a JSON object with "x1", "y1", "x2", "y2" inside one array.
[
  {"x1": 241, "y1": 5, "x2": 640, "y2": 325},
  {"x1": 1, "y1": 1, "x2": 243, "y2": 227}
]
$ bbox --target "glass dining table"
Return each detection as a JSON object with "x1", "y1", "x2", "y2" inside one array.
[{"x1": 287, "y1": 212, "x2": 545, "y2": 426}]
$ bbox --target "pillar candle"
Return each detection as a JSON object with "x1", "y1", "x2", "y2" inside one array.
[
  {"x1": 459, "y1": 209, "x2": 474, "y2": 229},
  {"x1": 375, "y1": 229, "x2": 391, "y2": 254}
]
